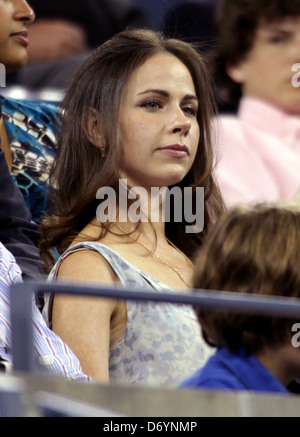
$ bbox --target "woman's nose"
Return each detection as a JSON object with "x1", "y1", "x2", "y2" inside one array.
[
  {"x1": 170, "y1": 110, "x2": 192, "y2": 136},
  {"x1": 14, "y1": 0, "x2": 36, "y2": 25}
]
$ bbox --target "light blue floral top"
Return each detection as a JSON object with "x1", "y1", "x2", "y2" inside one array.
[{"x1": 43, "y1": 241, "x2": 212, "y2": 387}]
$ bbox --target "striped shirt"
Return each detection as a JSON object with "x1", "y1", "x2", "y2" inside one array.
[{"x1": 0, "y1": 242, "x2": 92, "y2": 382}]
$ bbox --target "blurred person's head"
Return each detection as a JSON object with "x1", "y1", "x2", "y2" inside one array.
[
  {"x1": 193, "y1": 204, "x2": 300, "y2": 356},
  {"x1": 0, "y1": 0, "x2": 35, "y2": 71},
  {"x1": 213, "y1": 0, "x2": 300, "y2": 114}
]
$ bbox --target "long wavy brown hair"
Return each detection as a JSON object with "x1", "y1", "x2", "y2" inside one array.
[{"x1": 39, "y1": 29, "x2": 225, "y2": 269}]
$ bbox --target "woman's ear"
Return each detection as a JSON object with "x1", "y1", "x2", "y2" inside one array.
[
  {"x1": 84, "y1": 108, "x2": 106, "y2": 157},
  {"x1": 85, "y1": 108, "x2": 103, "y2": 146}
]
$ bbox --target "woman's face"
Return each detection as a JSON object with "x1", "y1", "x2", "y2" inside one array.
[
  {"x1": 0, "y1": 0, "x2": 35, "y2": 71},
  {"x1": 118, "y1": 52, "x2": 200, "y2": 190}
]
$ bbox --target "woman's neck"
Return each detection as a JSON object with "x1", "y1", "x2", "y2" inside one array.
[{"x1": 116, "y1": 181, "x2": 168, "y2": 237}]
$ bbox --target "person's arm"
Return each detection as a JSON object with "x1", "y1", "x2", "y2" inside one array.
[
  {"x1": 0, "y1": 242, "x2": 92, "y2": 381},
  {"x1": 31, "y1": 301, "x2": 93, "y2": 382},
  {"x1": 52, "y1": 249, "x2": 123, "y2": 382},
  {"x1": 0, "y1": 149, "x2": 46, "y2": 280}
]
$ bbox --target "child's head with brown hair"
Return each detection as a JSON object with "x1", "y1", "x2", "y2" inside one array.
[{"x1": 193, "y1": 204, "x2": 300, "y2": 355}]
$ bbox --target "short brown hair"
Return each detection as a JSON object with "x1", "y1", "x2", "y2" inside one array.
[
  {"x1": 212, "y1": 0, "x2": 300, "y2": 103},
  {"x1": 193, "y1": 204, "x2": 300, "y2": 354}
]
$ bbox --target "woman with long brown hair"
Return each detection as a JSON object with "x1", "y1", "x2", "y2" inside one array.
[{"x1": 40, "y1": 29, "x2": 224, "y2": 386}]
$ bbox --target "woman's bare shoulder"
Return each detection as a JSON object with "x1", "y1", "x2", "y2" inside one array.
[{"x1": 56, "y1": 247, "x2": 118, "y2": 283}]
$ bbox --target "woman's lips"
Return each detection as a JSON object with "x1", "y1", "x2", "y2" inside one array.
[
  {"x1": 158, "y1": 144, "x2": 189, "y2": 158},
  {"x1": 10, "y1": 31, "x2": 29, "y2": 47}
]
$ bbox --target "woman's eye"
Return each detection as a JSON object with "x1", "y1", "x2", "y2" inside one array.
[
  {"x1": 182, "y1": 106, "x2": 197, "y2": 116},
  {"x1": 141, "y1": 100, "x2": 162, "y2": 110}
]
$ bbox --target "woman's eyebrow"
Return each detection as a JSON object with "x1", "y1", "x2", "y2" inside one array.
[
  {"x1": 183, "y1": 94, "x2": 199, "y2": 103},
  {"x1": 137, "y1": 89, "x2": 198, "y2": 102},
  {"x1": 137, "y1": 89, "x2": 170, "y2": 97}
]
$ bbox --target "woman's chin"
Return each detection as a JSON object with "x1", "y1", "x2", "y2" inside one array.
[
  {"x1": 165, "y1": 173, "x2": 187, "y2": 188},
  {"x1": 3, "y1": 52, "x2": 28, "y2": 73}
]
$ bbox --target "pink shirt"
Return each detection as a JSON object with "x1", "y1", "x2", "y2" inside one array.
[{"x1": 213, "y1": 97, "x2": 300, "y2": 208}]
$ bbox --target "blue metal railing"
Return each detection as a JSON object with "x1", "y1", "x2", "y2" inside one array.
[{"x1": 9, "y1": 280, "x2": 300, "y2": 373}]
